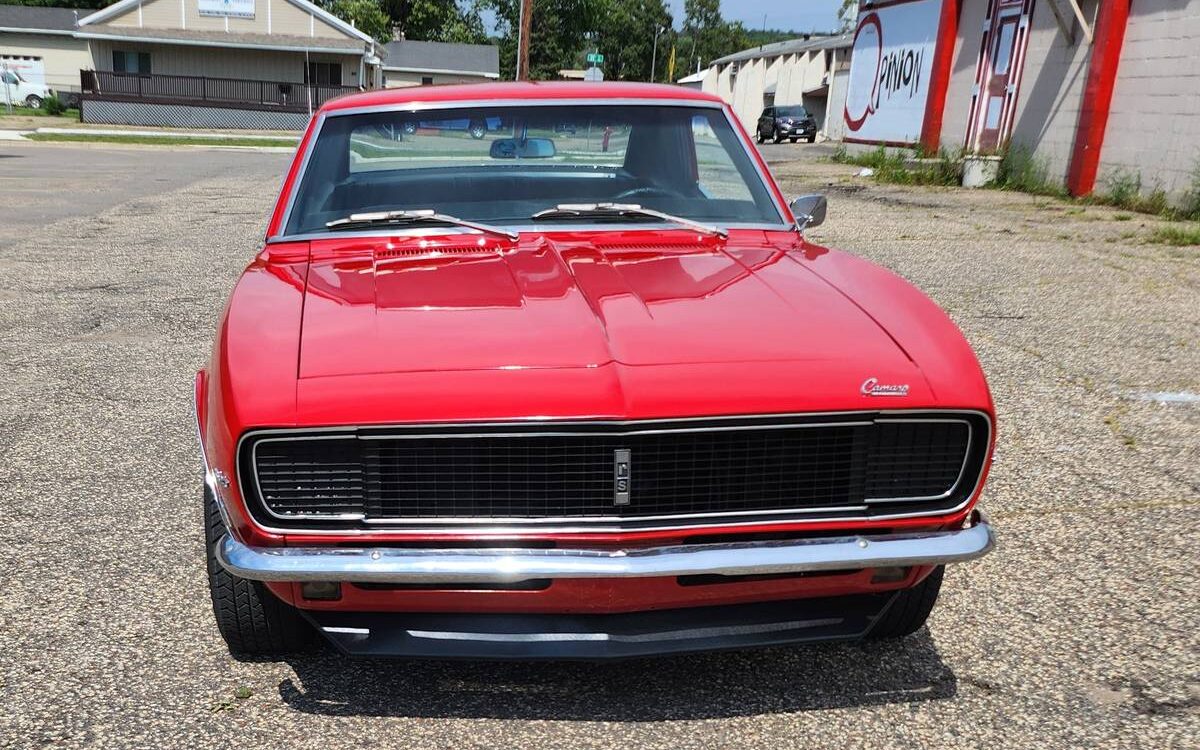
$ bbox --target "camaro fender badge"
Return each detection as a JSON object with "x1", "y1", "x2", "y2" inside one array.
[
  {"x1": 614, "y1": 449, "x2": 632, "y2": 506},
  {"x1": 861, "y1": 377, "x2": 910, "y2": 397}
]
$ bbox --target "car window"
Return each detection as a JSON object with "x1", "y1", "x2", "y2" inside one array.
[
  {"x1": 776, "y1": 106, "x2": 809, "y2": 118},
  {"x1": 692, "y1": 115, "x2": 754, "y2": 202},
  {"x1": 347, "y1": 115, "x2": 629, "y2": 175},
  {"x1": 286, "y1": 104, "x2": 783, "y2": 235}
]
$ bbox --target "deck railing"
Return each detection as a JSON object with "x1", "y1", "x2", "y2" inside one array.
[{"x1": 80, "y1": 70, "x2": 359, "y2": 112}]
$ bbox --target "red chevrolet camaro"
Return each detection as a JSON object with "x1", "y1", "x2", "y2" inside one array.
[{"x1": 197, "y1": 82, "x2": 995, "y2": 659}]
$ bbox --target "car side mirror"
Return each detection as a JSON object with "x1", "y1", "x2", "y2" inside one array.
[{"x1": 790, "y1": 195, "x2": 827, "y2": 230}]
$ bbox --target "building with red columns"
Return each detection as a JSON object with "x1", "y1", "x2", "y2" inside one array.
[{"x1": 843, "y1": 0, "x2": 1198, "y2": 201}]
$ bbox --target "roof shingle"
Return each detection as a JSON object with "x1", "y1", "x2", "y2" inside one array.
[
  {"x1": 382, "y1": 40, "x2": 499, "y2": 76},
  {"x1": 0, "y1": 5, "x2": 80, "y2": 33}
]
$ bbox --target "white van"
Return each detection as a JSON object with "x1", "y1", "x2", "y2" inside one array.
[{"x1": 1, "y1": 68, "x2": 54, "y2": 109}]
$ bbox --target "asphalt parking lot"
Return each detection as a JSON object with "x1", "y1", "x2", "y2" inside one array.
[{"x1": 0, "y1": 140, "x2": 1196, "y2": 748}]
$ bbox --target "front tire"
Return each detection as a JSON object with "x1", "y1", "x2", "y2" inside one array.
[
  {"x1": 25, "y1": 95, "x2": 43, "y2": 110},
  {"x1": 204, "y1": 485, "x2": 315, "y2": 655},
  {"x1": 807, "y1": 134, "x2": 817, "y2": 143},
  {"x1": 773, "y1": 128, "x2": 784, "y2": 144},
  {"x1": 468, "y1": 121, "x2": 487, "y2": 139},
  {"x1": 868, "y1": 566, "x2": 944, "y2": 639}
]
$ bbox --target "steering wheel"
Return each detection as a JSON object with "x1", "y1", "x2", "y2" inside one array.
[{"x1": 613, "y1": 185, "x2": 678, "y2": 203}]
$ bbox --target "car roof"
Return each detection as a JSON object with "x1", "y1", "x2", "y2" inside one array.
[{"x1": 320, "y1": 81, "x2": 726, "y2": 113}]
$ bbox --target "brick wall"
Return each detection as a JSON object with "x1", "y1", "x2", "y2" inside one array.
[
  {"x1": 1005, "y1": 0, "x2": 1097, "y2": 184},
  {"x1": 941, "y1": 0, "x2": 1198, "y2": 202},
  {"x1": 1100, "y1": 0, "x2": 1200, "y2": 200}
]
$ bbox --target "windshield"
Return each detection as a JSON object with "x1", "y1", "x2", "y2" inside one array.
[
  {"x1": 284, "y1": 104, "x2": 783, "y2": 236},
  {"x1": 775, "y1": 107, "x2": 808, "y2": 118}
]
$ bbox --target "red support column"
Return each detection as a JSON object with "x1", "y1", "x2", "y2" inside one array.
[
  {"x1": 1066, "y1": 0, "x2": 1132, "y2": 197},
  {"x1": 921, "y1": 0, "x2": 961, "y2": 154}
]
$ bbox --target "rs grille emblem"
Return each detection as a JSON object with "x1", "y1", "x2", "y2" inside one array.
[{"x1": 613, "y1": 449, "x2": 631, "y2": 506}]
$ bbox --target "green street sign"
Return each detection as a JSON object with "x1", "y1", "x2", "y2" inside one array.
[{"x1": 586, "y1": 53, "x2": 605, "y2": 64}]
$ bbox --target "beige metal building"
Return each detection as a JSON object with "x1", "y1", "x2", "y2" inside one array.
[
  {"x1": 842, "y1": 0, "x2": 1200, "y2": 202},
  {"x1": 698, "y1": 34, "x2": 854, "y2": 141}
]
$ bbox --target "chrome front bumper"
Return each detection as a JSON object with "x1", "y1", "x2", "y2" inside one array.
[{"x1": 216, "y1": 512, "x2": 994, "y2": 585}]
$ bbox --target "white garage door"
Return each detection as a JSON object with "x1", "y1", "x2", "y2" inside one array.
[{"x1": 1, "y1": 55, "x2": 44, "y2": 86}]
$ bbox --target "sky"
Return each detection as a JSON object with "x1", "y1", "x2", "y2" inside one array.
[
  {"x1": 666, "y1": 0, "x2": 844, "y2": 33},
  {"x1": 482, "y1": 2, "x2": 844, "y2": 36}
]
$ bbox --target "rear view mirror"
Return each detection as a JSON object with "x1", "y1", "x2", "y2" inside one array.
[
  {"x1": 490, "y1": 137, "x2": 556, "y2": 159},
  {"x1": 790, "y1": 194, "x2": 827, "y2": 230}
]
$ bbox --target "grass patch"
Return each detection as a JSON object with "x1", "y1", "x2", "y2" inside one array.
[
  {"x1": 1, "y1": 104, "x2": 80, "y2": 118},
  {"x1": 994, "y1": 144, "x2": 1068, "y2": 197},
  {"x1": 1180, "y1": 162, "x2": 1200, "y2": 221},
  {"x1": 1086, "y1": 168, "x2": 1171, "y2": 215},
  {"x1": 830, "y1": 144, "x2": 960, "y2": 186},
  {"x1": 1146, "y1": 224, "x2": 1200, "y2": 246},
  {"x1": 25, "y1": 132, "x2": 297, "y2": 148}
]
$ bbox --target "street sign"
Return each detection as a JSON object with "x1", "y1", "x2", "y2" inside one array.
[{"x1": 586, "y1": 53, "x2": 605, "y2": 64}]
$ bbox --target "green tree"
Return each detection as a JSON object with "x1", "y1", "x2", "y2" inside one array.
[
  {"x1": 839, "y1": 0, "x2": 859, "y2": 30},
  {"x1": 382, "y1": 0, "x2": 488, "y2": 43},
  {"x1": 323, "y1": 0, "x2": 392, "y2": 42},
  {"x1": 678, "y1": 0, "x2": 749, "y2": 71},
  {"x1": 484, "y1": 0, "x2": 605, "y2": 80},
  {"x1": 593, "y1": 0, "x2": 672, "y2": 81}
]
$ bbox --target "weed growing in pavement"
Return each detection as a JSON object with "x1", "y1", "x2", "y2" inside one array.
[
  {"x1": 834, "y1": 143, "x2": 1200, "y2": 225},
  {"x1": 1147, "y1": 224, "x2": 1200, "y2": 247},
  {"x1": 42, "y1": 95, "x2": 66, "y2": 116},
  {"x1": 829, "y1": 145, "x2": 960, "y2": 186},
  {"x1": 1099, "y1": 169, "x2": 1143, "y2": 208},
  {"x1": 1088, "y1": 168, "x2": 1177, "y2": 217},
  {"x1": 1181, "y1": 161, "x2": 1200, "y2": 221},
  {"x1": 994, "y1": 144, "x2": 1067, "y2": 197}
]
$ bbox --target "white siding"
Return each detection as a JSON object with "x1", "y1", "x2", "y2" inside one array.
[
  {"x1": 701, "y1": 46, "x2": 849, "y2": 138},
  {"x1": 103, "y1": 0, "x2": 349, "y2": 40},
  {"x1": 89, "y1": 38, "x2": 360, "y2": 84}
]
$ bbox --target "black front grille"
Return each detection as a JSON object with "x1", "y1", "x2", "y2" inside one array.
[{"x1": 242, "y1": 414, "x2": 986, "y2": 529}]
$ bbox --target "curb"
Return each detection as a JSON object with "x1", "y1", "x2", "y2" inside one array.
[{"x1": 35, "y1": 127, "x2": 300, "y2": 142}]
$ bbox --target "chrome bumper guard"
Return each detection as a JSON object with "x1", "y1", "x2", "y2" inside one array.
[{"x1": 216, "y1": 511, "x2": 994, "y2": 584}]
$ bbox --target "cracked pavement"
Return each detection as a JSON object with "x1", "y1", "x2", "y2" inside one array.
[{"x1": 0, "y1": 141, "x2": 1196, "y2": 748}]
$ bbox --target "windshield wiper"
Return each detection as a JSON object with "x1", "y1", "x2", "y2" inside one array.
[
  {"x1": 530, "y1": 203, "x2": 728, "y2": 238},
  {"x1": 325, "y1": 209, "x2": 519, "y2": 240}
]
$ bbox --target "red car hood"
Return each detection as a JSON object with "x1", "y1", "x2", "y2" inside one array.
[{"x1": 295, "y1": 230, "x2": 929, "y2": 419}]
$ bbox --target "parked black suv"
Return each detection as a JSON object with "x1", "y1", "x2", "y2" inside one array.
[{"x1": 756, "y1": 105, "x2": 818, "y2": 144}]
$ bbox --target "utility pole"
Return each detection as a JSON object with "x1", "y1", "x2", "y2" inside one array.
[
  {"x1": 650, "y1": 25, "x2": 665, "y2": 83},
  {"x1": 516, "y1": 0, "x2": 533, "y2": 81},
  {"x1": 1, "y1": 64, "x2": 12, "y2": 115}
]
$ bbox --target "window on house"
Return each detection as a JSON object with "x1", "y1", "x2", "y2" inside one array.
[
  {"x1": 421, "y1": 76, "x2": 434, "y2": 85},
  {"x1": 306, "y1": 62, "x2": 342, "y2": 87},
  {"x1": 112, "y1": 51, "x2": 151, "y2": 75}
]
